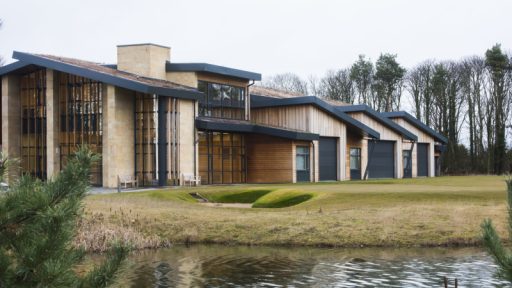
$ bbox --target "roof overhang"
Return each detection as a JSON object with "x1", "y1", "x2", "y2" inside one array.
[
  {"x1": 166, "y1": 62, "x2": 262, "y2": 81},
  {"x1": 250, "y1": 95, "x2": 380, "y2": 139},
  {"x1": 336, "y1": 105, "x2": 418, "y2": 141},
  {"x1": 381, "y1": 111, "x2": 448, "y2": 144},
  {"x1": 8, "y1": 51, "x2": 204, "y2": 101},
  {"x1": 195, "y1": 118, "x2": 319, "y2": 141}
]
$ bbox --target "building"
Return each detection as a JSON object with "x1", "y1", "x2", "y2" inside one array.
[{"x1": 0, "y1": 43, "x2": 447, "y2": 187}]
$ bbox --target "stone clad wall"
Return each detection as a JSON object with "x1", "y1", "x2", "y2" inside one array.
[
  {"x1": 1, "y1": 74, "x2": 21, "y2": 183},
  {"x1": 102, "y1": 85, "x2": 135, "y2": 188}
]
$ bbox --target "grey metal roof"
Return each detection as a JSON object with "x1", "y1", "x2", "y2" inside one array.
[
  {"x1": 336, "y1": 105, "x2": 418, "y2": 141},
  {"x1": 381, "y1": 111, "x2": 448, "y2": 144},
  {"x1": 250, "y1": 95, "x2": 380, "y2": 139},
  {"x1": 166, "y1": 62, "x2": 262, "y2": 81},
  {"x1": 5, "y1": 51, "x2": 204, "y2": 100},
  {"x1": 195, "y1": 117, "x2": 319, "y2": 141}
]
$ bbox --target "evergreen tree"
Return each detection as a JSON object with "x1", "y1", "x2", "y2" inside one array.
[
  {"x1": 0, "y1": 147, "x2": 129, "y2": 288},
  {"x1": 374, "y1": 53, "x2": 406, "y2": 112},
  {"x1": 482, "y1": 176, "x2": 512, "y2": 282}
]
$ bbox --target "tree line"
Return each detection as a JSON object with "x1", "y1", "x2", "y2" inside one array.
[{"x1": 261, "y1": 44, "x2": 512, "y2": 175}]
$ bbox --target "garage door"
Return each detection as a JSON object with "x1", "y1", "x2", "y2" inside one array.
[
  {"x1": 319, "y1": 137, "x2": 337, "y2": 181},
  {"x1": 367, "y1": 141, "x2": 395, "y2": 179},
  {"x1": 417, "y1": 143, "x2": 429, "y2": 177}
]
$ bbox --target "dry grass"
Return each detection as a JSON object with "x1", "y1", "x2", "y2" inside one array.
[{"x1": 80, "y1": 176, "x2": 509, "y2": 251}]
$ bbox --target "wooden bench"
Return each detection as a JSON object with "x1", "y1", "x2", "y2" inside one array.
[
  {"x1": 182, "y1": 173, "x2": 201, "y2": 186},
  {"x1": 118, "y1": 175, "x2": 138, "y2": 189}
]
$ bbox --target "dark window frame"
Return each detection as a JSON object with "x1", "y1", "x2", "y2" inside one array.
[
  {"x1": 350, "y1": 147, "x2": 361, "y2": 170},
  {"x1": 197, "y1": 80, "x2": 246, "y2": 120}
]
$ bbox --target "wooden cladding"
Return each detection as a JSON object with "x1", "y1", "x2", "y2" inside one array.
[
  {"x1": 165, "y1": 98, "x2": 180, "y2": 185},
  {"x1": 135, "y1": 93, "x2": 157, "y2": 186},
  {"x1": 135, "y1": 94, "x2": 180, "y2": 186},
  {"x1": 246, "y1": 135, "x2": 293, "y2": 183},
  {"x1": 59, "y1": 73, "x2": 103, "y2": 186},
  {"x1": 21, "y1": 69, "x2": 47, "y2": 179},
  {"x1": 199, "y1": 131, "x2": 246, "y2": 184}
]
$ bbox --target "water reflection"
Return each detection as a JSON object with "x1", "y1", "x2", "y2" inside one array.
[{"x1": 112, "y1": 245, "x2": 509, "y2": 287}]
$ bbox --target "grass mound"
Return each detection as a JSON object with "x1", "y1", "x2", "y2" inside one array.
[
  {"x1": 252, "y1": 190, "x2": 315, "y2": 208},
  {"x1": 203, "y1": 189, "x2": 273, "y2": 203}
]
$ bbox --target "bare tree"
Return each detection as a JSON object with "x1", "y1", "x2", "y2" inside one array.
[
  {"x1": 317, "y1": 69, "x2": 355, "y2": 103},
  {"x1": 261, "y1": 73, "x2": 309, "y2": 95},
  {"x1": 406, "y1": 60, "x2": 433, "y2": 123}
]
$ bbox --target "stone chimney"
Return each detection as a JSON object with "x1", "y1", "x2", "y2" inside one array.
[{"x1": 116, "y1": 43, "x2": 170, "y2": 80}]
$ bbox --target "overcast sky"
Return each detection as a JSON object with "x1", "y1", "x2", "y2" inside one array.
[{"x1": 1, "y1": 0, "x2": 512, "y2": 80}]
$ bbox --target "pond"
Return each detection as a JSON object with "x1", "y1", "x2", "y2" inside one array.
[{"x1": 111, "y1": 245, "x2": 509, "y2": 287}]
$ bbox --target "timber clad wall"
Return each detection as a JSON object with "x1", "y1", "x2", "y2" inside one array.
[
  {"x1": 391, "y1": 118, "x2": 435, "y2": 177},
  {"x1": 251, "y1": 105, "x2": 347, "y2": 181},
  {"x1": 246, "y1": 134, "x2": 293, "y2": 183},
  {"x1": 347, "y1": 112, "x2": 403, "y2": 178},
  {"x1": 346, "y1": 131, "x2": 364, "y2": 179}
]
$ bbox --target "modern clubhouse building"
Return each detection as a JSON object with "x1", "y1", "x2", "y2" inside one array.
[{"x1": 0, "y1": 44, "x2": 447, "y2": 188}]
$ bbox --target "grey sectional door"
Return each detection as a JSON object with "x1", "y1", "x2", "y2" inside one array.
[
  {"x1": 367, "y1": 141, "x2": 395, "y2": 179},
  {"x1": 417, "y1": 143, "x2": 429, "y2": 177},
  {"x1": 319, "y1": 137, "x2": 337, "y2": 181}
]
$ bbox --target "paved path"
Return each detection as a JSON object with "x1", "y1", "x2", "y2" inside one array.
[{"x1": 87, "y1": 186, "x2": 163, "y2": 195}]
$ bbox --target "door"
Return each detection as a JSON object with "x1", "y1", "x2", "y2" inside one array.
[
  {"x1": 296, "y1": 146, "x2": 310, "y2": 182},
  {"x1": 367, "y1": 141, "x2": 395, "y2": 179},
  {"x1": 403, "y1": 150, "x2": 412, "y2": 178},
  {"x1": 350, "y1": 148, "x2": 361, "y2": 180},
  {"x1": 319, "y1": 137, "x2": 337, "y2": 181},
  {"x1": 417, "y1": 143, "x2": 429, "y2": 177}
]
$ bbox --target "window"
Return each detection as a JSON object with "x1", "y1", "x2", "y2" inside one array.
[
  {"x1": 403, "y1": 150, "x2": 412, "y2": 178},
  {"x1": 198, "y1": 132, "x2": 246, "y2": 184},
  {"x1": 21, "y1": 69, "x2": 47, "y2": 180},
  {"x1": 59, "y1": 73, "x2": 103, "y2": 186},
  {"x1": 350, "y1": 148, "x2": 361, "y2": 170},
  {"x1": 135, "y1": 93, "x2": 158, "y2": 186},
  {"x1": 296, "y1": 146, "x2": 310, "y2": 171},
  {"x1": 197, "y1": 81, "x2": 245, "y2": 120}
]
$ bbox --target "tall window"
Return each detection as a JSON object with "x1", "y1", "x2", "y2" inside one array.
[
  {"x1": 403, "y1": 150, "x2": 412, "y2": 178},
  {"x1": 135, "y1": 93, "x2": 158, "y2": 186},
  {"x1": 199, "y1": 132, "x2": 246, "y2": 184},
  {"x1": 295, "y1": 146, "x2": 310, "y2": 182},
  {"x1": 59, "y1": 73, "x2": 103, "y2": 186},
  {"x1": 350, "y1": 148, "x2": 361, "y2": 170},
  {"x1": 197, "y1": 81, "x2": 245, "y2": 120},
  {"x1": 21, "y1": 69, "x2": 47, "y2": 179}
]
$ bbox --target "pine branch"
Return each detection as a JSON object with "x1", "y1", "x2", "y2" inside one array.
[{"x1": 80, "y1": 244, "x2": 130, "y2": 288}]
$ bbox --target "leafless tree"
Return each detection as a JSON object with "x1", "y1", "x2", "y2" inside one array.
[{"x1": 261, "y1": 73, "x2": 309, "y2": 95}]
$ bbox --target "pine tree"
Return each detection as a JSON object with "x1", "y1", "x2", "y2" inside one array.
[
  {"x1": 481, "y1": 175, "x2": 512, "y2": 282},
  {"x1": 0, "y1": 147, "x2": 129, "y2": 288}
]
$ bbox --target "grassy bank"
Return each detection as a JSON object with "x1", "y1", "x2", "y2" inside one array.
[{"x1": 78, "y1": 176, "x2": 508, "y2": 252}]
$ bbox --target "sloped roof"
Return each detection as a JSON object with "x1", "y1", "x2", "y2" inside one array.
[
  {"x1": 2, "y1": 51, "x2": 203, "y2": 100},
  {"x1": 250, "y1": 94, "x2": 380, "y2": 139},
  {"x1": 195, "y1": 117, "x2": 319, "y2": 141},
  {"x1": 250, "y1": 86, "x2": 305, "y2": 98},
  {"x1": 336, "y1": 105, "x2": 418, "y2": 141},
  {"x1": 381, "y1": 111, "x2": 448, "y2": 144}
]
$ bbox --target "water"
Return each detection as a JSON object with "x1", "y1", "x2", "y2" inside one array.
[{"x1": 110, "y1": 245, "x2": 510, "y2": 287}]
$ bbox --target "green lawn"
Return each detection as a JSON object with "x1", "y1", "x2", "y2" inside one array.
[{"x1": 79, "y1": 176, "x2": 508, "y2": 252}]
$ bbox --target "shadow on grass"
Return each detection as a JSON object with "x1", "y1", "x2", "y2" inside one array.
[
  {"x1": 206, "y1": 189, "x2": 273, "y2": 204},
  {"x1": 252, "y1": 193, "x2": 314, "y2": 208}
]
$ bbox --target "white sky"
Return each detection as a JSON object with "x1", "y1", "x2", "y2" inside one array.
[{"x1": 1, "y1": 0, "x2": 511, "y2": 81}]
